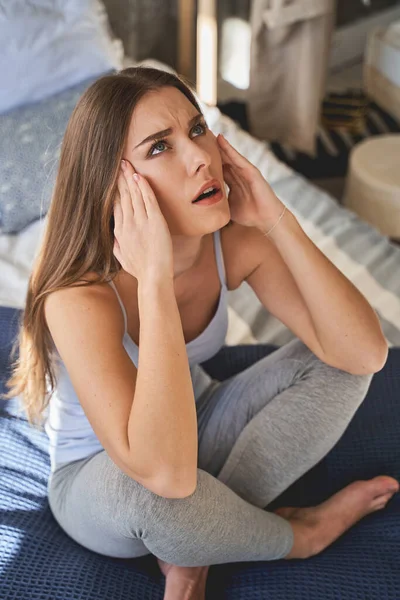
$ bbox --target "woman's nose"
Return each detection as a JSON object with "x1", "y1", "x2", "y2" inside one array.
[{"x1": 185, "y1": 140, "x2": 212, "y2": 176}]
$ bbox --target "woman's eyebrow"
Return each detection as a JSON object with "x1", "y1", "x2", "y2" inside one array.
[{"x1": 133, "y1": 113, "x2": 204, "y2": 149}]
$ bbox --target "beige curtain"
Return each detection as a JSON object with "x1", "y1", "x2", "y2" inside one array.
[
  {"x1": 102, "y1": 0, "x2": 179, "y2": 69},
  {"x1": 248, "y1": 0, "x2": 336, "y2": 155}
]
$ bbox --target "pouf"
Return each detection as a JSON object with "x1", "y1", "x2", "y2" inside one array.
[{"x1": 343, "y1": 134, "x2": 400, "y2": 239}]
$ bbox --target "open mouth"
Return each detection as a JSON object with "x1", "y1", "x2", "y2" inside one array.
[{"x1": 192, "y1": 186, "x2": 220, "y2": 203}]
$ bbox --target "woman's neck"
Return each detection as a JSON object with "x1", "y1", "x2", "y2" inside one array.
[{"x1": 172, "y1": 233, "x2": 210, "y2": 280}]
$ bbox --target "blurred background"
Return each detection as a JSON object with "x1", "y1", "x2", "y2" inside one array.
[{"x1": 103, "y1": 0, "x2": 400, "y2": 203}]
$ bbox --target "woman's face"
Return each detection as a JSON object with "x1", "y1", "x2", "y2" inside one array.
[{"x1": 123, "y1": 86, "x2": 231, "y2": 236}]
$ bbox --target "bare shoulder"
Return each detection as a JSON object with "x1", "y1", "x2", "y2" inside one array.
[
  {"x1": 220, "y1": 222, "x2": 266, "y2": 291},
  {"x1": 43, "y1": 271, "x2": 125, "y2": 341},
  {"x1": 42, "y1": 272, "x2": 156, "y2": 486}
]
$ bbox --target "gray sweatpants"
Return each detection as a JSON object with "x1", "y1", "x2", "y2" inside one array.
[{"x1": 47, "y1": 338, "x2": 373, "y2": 566}]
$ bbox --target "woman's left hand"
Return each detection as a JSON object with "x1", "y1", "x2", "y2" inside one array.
[{"x1": 217, "y1": 133, "x2": 286, "y2": 231}]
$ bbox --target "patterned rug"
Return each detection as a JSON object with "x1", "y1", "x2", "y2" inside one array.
[{"x1": 217, "y1": 90, "x2": 400, "y2": 181}]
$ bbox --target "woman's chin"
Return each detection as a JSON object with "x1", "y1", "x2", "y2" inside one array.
[
  {"x1": 223, "y1": 210, "x2": 232, "y2": 226},
  {"x1": 210, "y1": 204, "x2": 231, "y2": 226},
  {"x1": 222, "y1": 203, "x2": 232, "y2": 224}
]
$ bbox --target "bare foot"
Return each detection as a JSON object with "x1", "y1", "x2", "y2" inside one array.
[
  {"x1": 157, "y1": 558, "x2": 210, "y2": 600},
  {"x1": 274, "y1": 475, "x2": 399, "y2": 559}
]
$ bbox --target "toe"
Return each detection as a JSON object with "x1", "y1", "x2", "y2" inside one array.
[
  {"x1": 371, "y1": 490, "x2": 397, "y2": 511},
  {"x1": 369, "y1": 476, "x2": 399, "y2": 497}
]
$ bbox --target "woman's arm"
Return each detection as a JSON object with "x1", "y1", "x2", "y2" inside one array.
[
  {"x1": 128, "y1": 273, "x2": 198, "y2": 497},
  {"x1": 216, "y1": 132, "x2": 387, "y2": 375},
  {"x1": 259, "y1": 209, "x2": 388, "y2": 374}
]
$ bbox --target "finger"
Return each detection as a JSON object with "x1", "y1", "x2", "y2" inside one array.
[
  {"x1": 217, "y1": 134, "x2": 252, "y2": 170},
  {"x1": 113, "y1": 235, "x2": 122, "y2": 263},
  {"x1": 113, "y1": 196, "x2": 123, "y2": 233},
  {"x1": 222, "y1": 164, "x2": 236, "y2": 187},
  {"x1": 217, "y1": 143, "x2": 234, "y2": 166},
  {"x1": 113, "y1": 235, "x2": 121, "y2": 253},
  {"x1": 117, "y1": 172, "x2": 135, "y2": 224},
  {"x1": 121, "y1": 162, "x2": 147, "y2": 220},
  {"x1": 132, "y1": 172, "x2": 160, "y2": 216},
  {"x1": 224, "y1": 168, "x2": 248, "y2": 201},
  {"x1": 218, "y1": 141, "x2": 239, "y2": 167},
  {"x1": 223, "y1": 163, "x2": 246, "y2": 193}
]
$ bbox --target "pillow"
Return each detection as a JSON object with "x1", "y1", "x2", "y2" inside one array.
[
  {"x1": 0, "y1": 59, "x2": 173, "y2": 235},
  {"x1": 0, "y1": 59, "x2": 174, "y2": 234},
  {"x1": 0, "y1": 0, "x2": 124, "y2": 115},
  {"x1": 0, "y1": 74, "x2": 105, "y2": 234}
]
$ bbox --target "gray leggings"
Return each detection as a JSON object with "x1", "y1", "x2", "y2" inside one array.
[{"x1": 47, "y1": 338, "x2": 373, "y2": 566}]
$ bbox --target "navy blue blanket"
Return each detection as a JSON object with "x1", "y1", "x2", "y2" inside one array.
[{"x1": 1, "y1": 306, "x2": 399, "y2": 599}]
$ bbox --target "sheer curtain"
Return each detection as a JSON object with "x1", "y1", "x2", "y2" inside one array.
[
  {"x1": 102, "y1": 0, "x2": 179, "y2": 69},
  {"x1": 247, "y1": 0, "x2": 336, "y2": 155},
  {"x1": 101, "y1": 0, "x2": 336, "y2": 155}
]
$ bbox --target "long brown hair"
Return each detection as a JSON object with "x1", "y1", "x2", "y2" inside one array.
[{"x1": 2, "y1": 66, "x2": 220, "y2": 428}]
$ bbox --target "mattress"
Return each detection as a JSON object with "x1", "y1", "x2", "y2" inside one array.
[{"x1": 1, "y1": 305, "x2": 400, "y2": 600}]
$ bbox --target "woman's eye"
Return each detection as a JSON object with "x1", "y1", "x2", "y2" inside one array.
[
  {"x1": 192, "y1": 123, "x2": 206, "y2": 136},
  {"x1": 147, "y1": 123, "x2": 207, "y2": 157},
  {"x1": 148, "y1": 140, "x2": 168, "y2": 157}
]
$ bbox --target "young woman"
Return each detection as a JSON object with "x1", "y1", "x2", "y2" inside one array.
[{"x1": 5, "y1": 66, "x2": 398, "y2": 600}]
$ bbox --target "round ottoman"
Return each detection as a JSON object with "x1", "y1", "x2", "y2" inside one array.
[{"x1": 343, "y1": 134, "x2": 400, "y2": 240}]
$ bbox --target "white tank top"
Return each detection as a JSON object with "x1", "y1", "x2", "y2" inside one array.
[{"x1": 44, "y1": 229, "x2": 229, "y2": 472}]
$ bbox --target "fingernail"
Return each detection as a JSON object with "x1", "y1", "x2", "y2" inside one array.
[
  {"x1": 133, "y1": 173, "x2": 140, "y2": 182},
  {"x1": 121, "y1": 159, "x2": 127, "y2": 170}
]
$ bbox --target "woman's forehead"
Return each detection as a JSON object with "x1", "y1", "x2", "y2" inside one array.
[
  {"x1": 132, "y1": 87, "x2": 197, "y2": 130},
  {"x1": 128, "y1": 87, "x2": 200, "y2": 150}
]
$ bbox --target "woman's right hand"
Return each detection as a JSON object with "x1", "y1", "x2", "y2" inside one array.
[{"x1": 113, "y1": 160, "x2": 174, "y2": 282}]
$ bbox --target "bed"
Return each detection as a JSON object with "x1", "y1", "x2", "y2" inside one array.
[
  {"x1": 1, "y1": 2, "x2": 400, "y2": 599},
  {"x1": 1, "y1": 58, "x2": 400, "y2": 346}
]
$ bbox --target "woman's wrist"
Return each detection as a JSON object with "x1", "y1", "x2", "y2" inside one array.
[
  {"x1": 263, "y1": 206, "x2": 287, "y2": 237},
  {"x1": 138, "y1": 272, "x2": 174, "y2": 295},
  {"x1": 258, "y1": 202, "x2": 292, "y2": 237}
]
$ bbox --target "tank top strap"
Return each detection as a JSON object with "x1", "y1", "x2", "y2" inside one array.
[
  {"x1": 213, "y1": 229, "x2": 227, "y2": 288},
  {"x1": 107, "y1": 280, "x2": 128, "y2": 335}
]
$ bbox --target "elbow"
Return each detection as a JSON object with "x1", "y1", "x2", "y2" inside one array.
[
  {"x1": 170, "y1": 482, "x2": 197, "y2": 499},
  {"x1": 168, "y1": 469, "x2": 198, "y2": 498},
  {"x1": 147, "y1": 469, "x2": 198, "y2": 499},
  {"x1": 347, "y1": 341, "x2": 389, "y2": 375},
  {"x1": 118, "y1": 452, "x2": 198, "y2": 498},
  {"x1": 369, "y1": 341, "x2": 389, "y2": 373}
]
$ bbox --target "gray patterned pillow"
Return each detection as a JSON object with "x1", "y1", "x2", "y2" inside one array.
[{"x1": 0, "y1": 75, "x2": 108, "y2": 234}]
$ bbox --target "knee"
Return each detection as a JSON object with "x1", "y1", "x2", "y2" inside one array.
[
  {"x1": 109, "y1": 462, "x2": 199, "y2": 535},
  {"x1": 126, "y1": 469, "x2": 227, "y2": 567},
  {"x1": 337, "y1": 369, "x2": 373, "y2": 413},
  {"x1": 304, "y1": 351, "x2": 374, "y2": 409}
]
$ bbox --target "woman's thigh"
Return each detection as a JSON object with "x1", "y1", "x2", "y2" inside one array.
[
  {"x1": 48, "y1": 451, "x2": 152, "y2": 559},
  {"x1": 47, "y1": 449, "x2": 295, "y2": 565},
  {"x1": 196, "y1": 338, "x2": 315, "y2": 473},
  {"x1": 196, "y1": 337, "x2": 373, "y2": 482}
]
